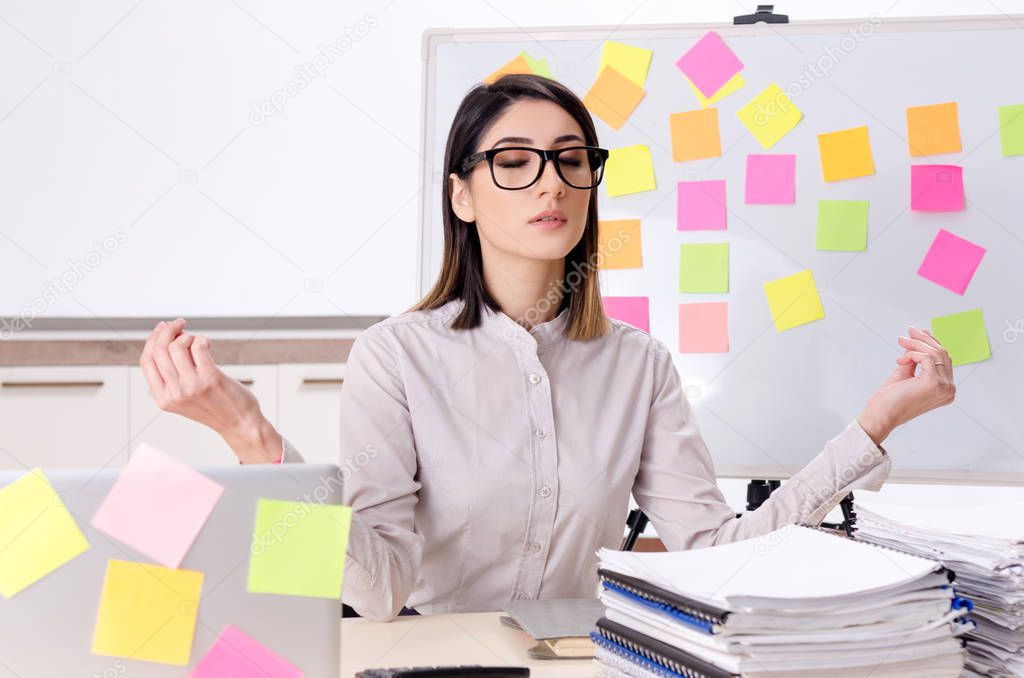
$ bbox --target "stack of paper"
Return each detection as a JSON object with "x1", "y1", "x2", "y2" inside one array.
[
  {"x1": 593, "y1": 525, "x2": 971, "y2": 677},
  {"x1": 855, "y1": 501, "x2": 1024, "y2": 677}
]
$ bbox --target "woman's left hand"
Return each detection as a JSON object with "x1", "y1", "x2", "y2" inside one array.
[{"x1": 857, "y1": 325, "x2": 957, "y2": 445}]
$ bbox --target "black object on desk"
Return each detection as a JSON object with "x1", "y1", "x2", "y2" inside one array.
[
  {"x1": 356, "y1": 667, "x2": 529, "y2": 677},
  {"x1": 733, "y1": 4, "x2": 789, "y2": 24}
]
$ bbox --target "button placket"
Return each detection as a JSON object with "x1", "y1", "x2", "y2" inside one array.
[{"x1": 523, "y1": 355, "x2": 558, "y2": 598}]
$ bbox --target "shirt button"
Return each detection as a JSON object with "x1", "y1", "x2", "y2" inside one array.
[
  {"x1": 538, "y1": 486, "x2": 552, "y2": 499},
  {"x1": 528, "y1": 373, "x2": 542, "y2": 385},
  {"x1": 535, "y1": 428, "x2": 547, "y2": 439},
  {"x1": 516, "y1": 592, "x2": 530, "y2": 600},
  {"x1": 529, "y1": 542, "x2": 542, "y2": 554}
]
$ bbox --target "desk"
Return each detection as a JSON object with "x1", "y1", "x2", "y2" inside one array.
[{"x1": 341, "y1": 612, "x2": 598, "y2": 677}]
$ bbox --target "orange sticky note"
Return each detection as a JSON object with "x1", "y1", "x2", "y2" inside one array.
[
  {"x1": 669, "y1": 109, "x2": 721, "y2": 162},
  {"x1": 818, "y1": 126, "x2": 875, "y2": 182},
  {"x1": 484, "y1": 54, "x2": 532, "y2": 84},
  {"x1": 679, "y1": 302, "x2": 729, "y2": 353},
  {"x1": 906, "y1": 102, "x2": 961, "y2": 157},
  {"x1": 584, "y1": 66, "x2": 646, "y2": 130},
  {"x1": 597, "y1": 219, "x2": 642, "y2": 269}
]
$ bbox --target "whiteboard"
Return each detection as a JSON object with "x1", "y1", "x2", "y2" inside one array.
[{"x1": 418, "y1": 16, "x2": 1024, "y2": 483}]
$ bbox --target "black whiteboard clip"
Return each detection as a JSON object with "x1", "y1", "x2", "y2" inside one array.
[{"x1": 733, "y1": 5, "x2": 789, "y2": 25}]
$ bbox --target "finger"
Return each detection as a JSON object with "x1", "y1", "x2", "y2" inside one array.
[
  {"x1": 908, "y1": 325, "x2": 943, "y2": 352},
  {"x1": 190, "y1": 335, "x2": 218, "y2": 380},
  {"x1": 168, "y1": 333, "x2": 198, "y2": 393},
  {"x1": 152, "y1": 318, "x2": 186, "y2": 384},
  {"x1": 139, "y1": 351, "x2": 167, "y2": 402},
  {"x1": 902, "y1": 350, "x2": 941, "y2": 375},
  {"x1": 898, "y1": 335, "x2": 942, "y2": 360}
]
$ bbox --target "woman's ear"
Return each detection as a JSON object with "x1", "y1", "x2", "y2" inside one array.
[{"x1": 449, "y1": 173, "x2": 475, "y2": 223}]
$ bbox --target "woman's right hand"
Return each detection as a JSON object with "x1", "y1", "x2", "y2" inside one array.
[{"x1": 139, "y1": 318, "x2": 282, "y2": 464}]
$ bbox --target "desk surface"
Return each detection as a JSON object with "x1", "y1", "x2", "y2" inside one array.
[{"x1": 341, "y1": 612, "x2": 598, "y2": 677}]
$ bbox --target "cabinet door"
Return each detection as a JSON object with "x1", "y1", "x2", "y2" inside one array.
[
  {"x1": 0, "y1": 366, "x2": 129, "y2": 470},
  {"x1": 277, "y1": 363, "x2": 346, "y2": 466},
  {"x1": 128, "y1": 365, "x2": 278, "y2": 466}
]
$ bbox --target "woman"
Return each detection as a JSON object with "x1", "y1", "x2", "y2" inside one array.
[{"x1": 140, "y1": 74, "x2": 955, "y2": 622}]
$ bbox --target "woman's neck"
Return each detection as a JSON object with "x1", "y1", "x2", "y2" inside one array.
[{"x1": 481, "y1": 247, "x2": 567, "y2": 330}]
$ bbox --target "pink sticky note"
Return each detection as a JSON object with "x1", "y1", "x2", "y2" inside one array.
[
  {"x1": 192, "y1": 625, "x2": 302, "y2": 678},
  {"x1": 675, "y1": 31, "x2": 744, "y2": 98},
  {"x1": 911, "y1": 165, "x2": 964, "y2": 211},
  {"x1": 91, "y1": 443, "x2": 224, "y2": 569},
  {"x1": 917, "y1": 228, "x2": 986, "y2": 295},
  {"x1": 679, "y1": 302, "x2": 729, "y2": 353},
  {"x1": 603, "y1": 296, "x2": 649, "y2": 332},
  {"x1": 677, "y1": 180, "x2": 727, "y2": 230},
  {"x1": 745, "y1": 154, "x2": 795, "y2": 204}
]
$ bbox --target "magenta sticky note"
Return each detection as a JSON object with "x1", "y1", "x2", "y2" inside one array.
[
  {"x1": 603, "y1": 296, "x2": 649, "y2": 332},
  {"x1": 679, "y1": 302, "x2": 729, "y2": 353},
  {"x1": 675, "y1": 31, "x2": 744, "y2": 98},
  {"x1": 745, "y1": 154, "x2": 795, "y2": 204},
  {"x1": 91, "y1": 443, "x2": 224, "y2": 569},
  {"x1": 677, "y1": 180, "x2": 727, "y2": 230},
  {"x1": 917, "y1": 228, "x2": 986, "y2": 295},
  {"x1": 911, "y1": 165, "x2": 964, "y2": 211},
  {"x1": 192, "y1": 625, "x2": 302, "y2": 678}
]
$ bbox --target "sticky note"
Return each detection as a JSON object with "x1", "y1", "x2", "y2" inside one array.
[
  {"x1": 675, "y1": 31, "x2": 743, "y2": 98},
  {"x1": 677, "y1": 180, "x2": 727, "y2": 230},
  {"x1": 679, "y1": 243, "x2": 729, "y2": 293},
  {"x1": 605, "y1": 144, "x2": 656, "y2": 196},
  {"x1": 584, "y1": 66, "x2": 646, "y2": 130},
  {"x1": 931, "y1": 309, "x2": 991, "y2": 366},
  {"x1": 0, "y1": 468, "x2": 89, "y2": 598},
  {"x1": 597, "y1": 219, "x2": 642, "y2": 269},
  {"x1": 598, "y1": 41, "x2": 652, "y2": 87},
  {"x1": 521, "y1": 52, "x2": 552, "y2": 78},
  {"x1": 745, "y1": 154, "x2": 795, "y2": 204},
  {"x1": 763, "y1": 270, "x2": 825, "y2": 332},
  {"x1": 192, "y1": 624, "x2": 302, "y2": 678},
  {"x1": 669, "y1": 108, "x2": 721, "y2": 162},
  {"x1": 248, "y1": 499, "x2": 352, "y2": 599},
  {"x1": 816, "y1": 200, "x2": 869, "y2": 251},
  {"x1": 688, "y1": 73, "x2": 745, "y2": 108},
  {"x1": 917, "y1": 229, "x2": 986, "y2": 295},
  {"x1": 818, "y1": 126, "x2": 875, "y2": 182},
  {"x1": 603, "y1": 296, "x2": 649, "y2": 332},
  {"x1": 92, "y1": 560, "x2": 203, "y2": 666},
  {"x1": 998, "y1": 104, "x2": 1024, "y2": 156},
  {"x1": 679, "y1": 302, "x2": 729, "y2": 353},
  {"x1": 483, "y1": 54, "x2": 532, "y2": 84},
  {"x1": 911, "y1": 165, "x2": 964, "y2": 212},
  {"x1": 736, "y1": 83, "x2": 803, "y2": 150},
  {"x1": 906, "y1": 102, "x2": 961, "y2": 156},
  {"x1": 91, "y1": 443, "x2": 223, "y2": 569}
]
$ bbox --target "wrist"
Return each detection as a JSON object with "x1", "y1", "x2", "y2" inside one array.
[
  {"x1": 857, "y1": 410, "x2": 892, "y2": 447},
  {"x1": 224, "y1": 414, "x2": 282, "y2": 464}
]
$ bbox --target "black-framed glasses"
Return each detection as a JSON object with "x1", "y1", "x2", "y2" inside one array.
[{"x1": 460, "y1": 145, "x2": 609, "y2": 190}]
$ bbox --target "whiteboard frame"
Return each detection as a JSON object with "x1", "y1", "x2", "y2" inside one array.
[{"x1": 416, "y1": 14, "x2": 1024, "y2": 485}]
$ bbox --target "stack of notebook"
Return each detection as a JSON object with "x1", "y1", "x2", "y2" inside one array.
[
  {"x1": 854, "y1": 501, "x2": 1024, "y2": 677},
  {"x1": 593, "y1": 525, "x2": 972, "y2": 677}
]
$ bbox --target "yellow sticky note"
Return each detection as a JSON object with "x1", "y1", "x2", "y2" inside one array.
[
  {"x1": 736, "y1": 83, "x2": 803, "y2": 150},
  {"x1": 688, "y1": 72, "x2": 745, "y2": 108},
  {"x1": 584, "y1": 66, "x2": 646, "y2": 130},
  {"x1": 906, "y1": 102, "x2": 961, "y2": 157},
  {"x1": 598, "y1": 40, "x2": 652, "y2": 87},
  {"x1": 818, "y1": 126, "x2": 875, "y2": 182},
  {"x1": 484, "y1": 54, "x2": 532, "y2": 84},
  {"x1": 605, "y1": 145, "x2": 656, "y2": 197},
  {"x1": 763, "y1": 270, "x2": 825, "y2": 332},
  {"x1": 92, "y1": 560, "x2": 203, "y2": 666},
  {"x1": 0, "y1": 468, "x2": 89, "y2": 598},
  {"x1": 597, "y1": 219, "x2": 642, "y2": 269},
  {"x1": 669, "y1": 109, "x2": 721, "y2": 162}
]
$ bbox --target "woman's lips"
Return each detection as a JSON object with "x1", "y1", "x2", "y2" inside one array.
[{"x1": 529, "y1": 217, "x2": 568, "y2": 230}]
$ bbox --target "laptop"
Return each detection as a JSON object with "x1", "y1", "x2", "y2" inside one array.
[{"x1": 0, "y1": 462, "x2": 343, "y2": 677}]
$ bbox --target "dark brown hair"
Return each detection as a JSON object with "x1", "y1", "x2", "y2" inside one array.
[{"x1": 410, "y1": 73, "x2": 609, "y2": 341}]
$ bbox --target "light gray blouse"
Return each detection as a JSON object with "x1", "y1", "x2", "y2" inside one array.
[{"x1": 281, "y1": 298, "x2": 890, "y2": 621}]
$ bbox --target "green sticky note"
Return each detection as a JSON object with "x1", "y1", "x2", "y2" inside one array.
[
  {"x1": 816, "y1": 200, "x2": 869, "y2": 251},
  {"x1": 998, "y1": 105, "x2": 1024, "y2": 157},
  {"x1": 247, "y1": 499, "x2": 352, "y2": 599},
  {"x1": 521, "y1": 51, "x2": 552, "y2": 79},
  {"x1": 931, "y1": 309, "x2": 991, "y2": 366},
  {"x1": 679, "y1": 243, "x2": 729, "y2": 293},
  {"x1": 0, "y1": 468, "x2": 89, "y2": 598}
]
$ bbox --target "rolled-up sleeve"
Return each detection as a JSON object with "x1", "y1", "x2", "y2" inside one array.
[
  {"x1": 281, "y1": 326, "x2": 422, "y2": 621},
  {"x1": 632, "y1": 343, "x2": 891, "y2": 551}
]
